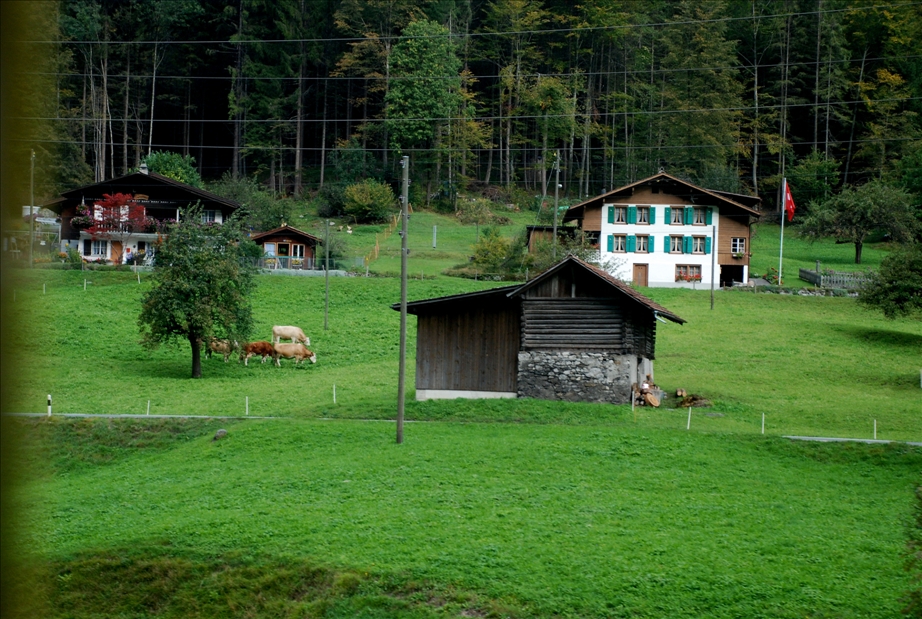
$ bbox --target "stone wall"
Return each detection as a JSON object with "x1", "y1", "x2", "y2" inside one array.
[{"x1": 517, "y1": 351, "x2": 635, "y2": 404}]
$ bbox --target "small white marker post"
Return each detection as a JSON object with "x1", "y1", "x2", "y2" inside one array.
[
  {"x1": 146, "y1": 400, "x2": 150, "y2": 416},
  {"x1": 245, "y1": 396, "x2": 249, "y2": 416},
  {"x1": 47, "y1": 394, "x2": 52, "y2": 416},
  {"x1": 874, "y1": 419, "x2": 877, "y2": 440},
  {"x1": 687, "y1": 407, "x2": 692, "y2": 430},
  {"x1": 43, "y1": 283, "x2": 46, "y2": 294},
  {"x1": 333, "y1": 384, "x2": 337, "y2": 404},
  {"x1": 84, "y1": 279, "x2": 87, "y2": 291},
  {"x1": 761, "y1": 412, "x2": 765, "y2": 435},
  {"x1": 137, "y1": 270, "x2": 141, "y2": 284}
]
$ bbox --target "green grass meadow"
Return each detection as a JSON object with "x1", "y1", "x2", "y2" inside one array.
[{"x1": 4, "y1": 250, "x2": 922, "y2": 617}]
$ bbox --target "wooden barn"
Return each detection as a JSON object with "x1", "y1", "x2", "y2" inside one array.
[{"x1": 395, "y1": 256, "x2": 685, "y2": 403}]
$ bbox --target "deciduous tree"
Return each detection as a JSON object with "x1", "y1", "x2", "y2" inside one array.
[
  {"x1": 858, "y1": 243, "x2": 922, "y2": 319},
  {"x1": 138, "y1": 209, "x2": 255, "y2": 378}
]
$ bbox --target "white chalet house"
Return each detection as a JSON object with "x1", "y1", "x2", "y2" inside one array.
[{"x1": 562, "y1": 172, "x2": 762, "y2": 287}]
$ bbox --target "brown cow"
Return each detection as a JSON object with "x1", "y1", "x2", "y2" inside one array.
[
  {"x1": 240, "y1": 341, "x2": 277, "y2": 366},
  {"x1": 273, "y1": 342, "x2": 317, "y2": 366}
]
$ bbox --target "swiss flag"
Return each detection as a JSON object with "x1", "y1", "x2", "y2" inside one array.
[{"x1": 784, "y1": 182, "x2": 796, "y2": 222}]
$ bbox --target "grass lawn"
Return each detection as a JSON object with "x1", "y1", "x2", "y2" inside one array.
[{"x1": 9, "y1": 416, "x2": 921, "y2": 618}]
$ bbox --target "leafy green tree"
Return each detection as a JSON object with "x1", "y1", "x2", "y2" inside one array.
[
  {"x1": 143, "y1": 151, "x2": 203, "y2": 187},
  {"x1": 343, "y1": 179, "x2": 395, "y2": 223},
  {"x1": 787, "y1": 150, "x2": 841, "y2": 209},
  {"x1": 208, "y1": 172, "x2": 288, "y2": 232},
  {"x1": 471, "y1": 226, "x2": 512, "y2": 272},
  {"x1": 800, "y1": 180, "x2": 919, "y2": 263},
  {"x1": 858, "y1": 244, "x2": 922, "y2": 319},
  {"x1": 138, "y1": 209, "x2": 256, "y2": 378}
]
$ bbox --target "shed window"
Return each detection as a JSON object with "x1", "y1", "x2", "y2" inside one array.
[
  {"x1": 263, "y1": 243, "x2": 276, "y2": 256},
  {"x1": 731, "y1": 237, "x2": 746, "y2": 253}
]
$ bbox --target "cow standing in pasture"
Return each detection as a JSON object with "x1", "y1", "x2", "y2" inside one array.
[
  {"x1": 273, "y1": 343, "x2": 317, "y2": 366},
  {"x1": 272, "y1": 325, "x2": 310, "y2": 346},
  {"x1": 240, "y1": 341, "x2": 278, "y2": 366},
  {"x1": 204, "y1": 338, "x2": 238, "y2": 362}
]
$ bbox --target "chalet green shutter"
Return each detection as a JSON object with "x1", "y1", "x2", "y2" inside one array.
[
  {"x1": 683, "y1": 236, "x2": 692, "y2": 254},
  {"x1": 648, "y1": 236, "x2": 654, "y2": 252},
  {"x1": 649, "y1": 207, "x2": 656, "y2": 224},
  {"x1": 607, "y1": 206, "x2": 614, "y2": 224},
  {"x1": 706, "y1": 207, "x2": 713, "y2": 225},
  {"x1": 627, "y1": 235, "x2": 636, "y2": 252},
  {"x1": 607, "y1": 234, "x2": 614, "y2": 252},
  {"x1": 705, "y1": 237, "x2": 712, "y2": 254},
  {"x1": 664, "y1": 236, "x2": 671, "y2": 252},
  {"x1": 627, "y1": 205, "x2": 637, "y2": 224},
  {"x1": 664, "y1": 206, "x2": 671, "y2": 223},
  {"x1": 83, "y1": 239, "x2": 91, "y2": 255},
  {"x1": 684, "y1": 206, "x2": 694, "y2": 225}
]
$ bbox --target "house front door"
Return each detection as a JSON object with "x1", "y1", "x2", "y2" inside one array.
[{"x1": 633, "y1": 263, "x2": 648, "y2": 287}]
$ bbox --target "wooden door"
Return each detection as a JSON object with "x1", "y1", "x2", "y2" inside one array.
[{"x1": 633, "y1": 264, "x2": 648, "y2": 287}]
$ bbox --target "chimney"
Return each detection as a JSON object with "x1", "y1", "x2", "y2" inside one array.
[{"x1": 139, "y1": 162, "x2": 149, "y2": 175}]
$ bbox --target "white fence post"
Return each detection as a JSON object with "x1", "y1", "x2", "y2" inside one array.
[{"x1": 47, "y1": 394, "x2": 52, "y2": 416}]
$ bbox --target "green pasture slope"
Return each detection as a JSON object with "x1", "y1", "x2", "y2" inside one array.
[{"x1": 5, "y1": 268, "x2": 922, "y2": 618}]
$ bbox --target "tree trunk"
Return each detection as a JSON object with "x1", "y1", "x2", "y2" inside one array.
[
  {"x1": 843, "y1": 47, "x2": 868, "y2": 186},
  {"x1": 189, "y1": 333, "x2": 202, "y2": 378},
  {"x1": 855, "y1": 239, "x2": 863, "y2": 264}
]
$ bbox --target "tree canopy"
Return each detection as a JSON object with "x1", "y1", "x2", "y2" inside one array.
[
  {"x1": 800, "y1": 180, "x2": 919, "y2": 264},
  {"x1": 142, "y1": 151, "x2": 204, "y2": 188},
  {"x1": 858, "y1": 243, "x2": 922, "y2": 319},
  {"x1": 138, "y1": 210, "x2": 256, "y2": 378}
]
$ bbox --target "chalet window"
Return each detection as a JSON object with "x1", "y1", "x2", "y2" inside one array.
[
  {"x1": 670, "y1": 207, "x2": 684, "y2": 225},
  {"x1": 264, "y1": 242, "x2": 276, "y2": 256},
  {"x1": 670, "y1": 235, "x2": 683, "y2": 253},
  {"x1": 292, "y1": 244, "x2": 305, "y2": 258},
  {"x1": 201, "y1": 210, "x2": 217, "y2": 223},
  {"x1": 607, "y1": 234, "x2": 627, "y2": 253},
  {"x1": 676, "y1": 264, "x2": 702, "y2": 282},
  {"x1": 731, "y1": 237, "x2": 746, "y2": 254},
  {"x1": 91, "y1": 240, "x2": 108, "y2": 256},
  {"x1": 608, "y1": 206, "x2": 627, "y2": 224},
  {"x1": 692, "y1": 236, "x2": 705, "y2": 254},
  {"x1": 584, "y1": 230, "x2": 601, "y2": 247},
  {"x1": 692, "y1": 206, "x2": 713, "y2": 225},
  {"x1": 635, "y1": 235, "x2": 650, "y2": 253},
  {"x1": 637, "y1": 206, "x2": 650, "y2": 224}
]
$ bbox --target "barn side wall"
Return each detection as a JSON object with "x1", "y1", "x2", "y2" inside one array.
[{"x1": 517, "y1": 350, "x2": 640, "y2": 404}]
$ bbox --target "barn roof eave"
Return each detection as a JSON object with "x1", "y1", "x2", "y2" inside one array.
[
  {"x1": 250, "y1": 224, "x2": 322, "y2": 243},
  {"x1": 391, "y1": 284, "x2": 521, "y2": 315}
]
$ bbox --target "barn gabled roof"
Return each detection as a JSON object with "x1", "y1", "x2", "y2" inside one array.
[
  {"x1": 393, "y1": 256, "x2": 684, "y2": 324},
  {"x1": 250, "y1": 224, "x2": 321, "y2": 244},
  {"x1": 562, "y1": 172, "x2": 761, "y2": 223},
  {"x1": 511, "y1": 255, "x2": 686, "y2": 324}
]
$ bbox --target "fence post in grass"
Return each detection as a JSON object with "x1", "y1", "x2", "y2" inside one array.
[
  {"x1": 137, "y1": 270, "x2": 141, "y2": 284},
  {"x1": 874, "y1": 419, "x2": 877, "y2": 440},
  {"x1": 43, "y1": 283, "x2": 46, "y2": 294},
  {"x1": 687, "y1": 407, "x2": 692, "y2": 430},
  {"x1": 433, "y1": 225, "x2": 437, "y2": 248},
  {"x1": 47, "y1": 394, "x2": 52, "y2": 416},
  {"x1": 761, "y1": 412, "x2": 765, "y2": 434},
  {"x1": 333, "y1": 384, "x2": 337, "y2": 404},
  {"x1": 84, "y1": 279, "x2": 87, "y2": 291},
  {"x1": 245, "y1": 396, "x2": 249, "y2": 416}
]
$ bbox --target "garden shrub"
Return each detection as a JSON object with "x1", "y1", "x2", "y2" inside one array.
[{"x1": 343, "y1": 179, "x2": 396, "y2": 223}]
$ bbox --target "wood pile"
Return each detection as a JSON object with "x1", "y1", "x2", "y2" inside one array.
[
  {"x1": 633, "y1": 374, "x2": 661, "y2": 407},
  {"x1": 678, "y1": 394, "x2": 712, "y2": 408}
]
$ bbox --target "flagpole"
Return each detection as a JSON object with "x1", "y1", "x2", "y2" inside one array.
[{"x1": 778, "y1": 177, "x2": 786, "y2": 286}]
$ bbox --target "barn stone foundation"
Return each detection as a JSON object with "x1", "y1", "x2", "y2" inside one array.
[{"x1": 516, "y1": 351, "x2": 636, "y2": 404}]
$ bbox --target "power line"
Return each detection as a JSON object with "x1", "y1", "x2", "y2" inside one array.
[{"x1": 21, "y1": 1, "x2": 922, "y2": 45}]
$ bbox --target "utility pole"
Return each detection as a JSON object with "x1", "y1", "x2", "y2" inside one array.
[
  {"x1": 552, "y1": 149, "x2": 560, "y2": 260},
  {"x1": 324, "y1": 220, "x2": 332, "y2": 330},
  {"x1": 397, "y1": 156, "x2": 409, "y2": 444},
  {"x1": 29, "y1": 149, "x2": 35, "y2": 268}
]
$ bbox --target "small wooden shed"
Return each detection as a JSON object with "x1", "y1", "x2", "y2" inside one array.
[
  {"x1": 395, "y1": 255, "x2": 685, "y2": 403},
  {"x1": 250, "y1": 225, "x2": 321, "y2": 269}
]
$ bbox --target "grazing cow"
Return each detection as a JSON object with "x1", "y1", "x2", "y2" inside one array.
[
  {"x1": 205, "y1": 338, "x2": 237, "y2": 362},
  {"x1": 240, "y1": 341, "x2": 277, "y2": 366},
  {"x1": 272, "y1": 325, "x2": 310, "y2": 346},
  {"x1": 273, "y1": 343, "x2": 317, "y2": 366}
]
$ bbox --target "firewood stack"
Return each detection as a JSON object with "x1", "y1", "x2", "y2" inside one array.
[{"x1": 633, "y1": 374, "x2": 661, "y2": 407}]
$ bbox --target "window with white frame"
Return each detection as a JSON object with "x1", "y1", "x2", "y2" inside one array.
[
  {"x1": 693, "y1": 207, "x2": 707, "y2": 225},
  {"x1": 692, "y1": 236, "x2": 706, "y2": 254},
  {"x1": 612, "y1": 206, "x2": 626, "y2": 224},
  {"x1": 671, "y1": 208, "x2": 684, "y2": 224},
  {"x1": 636, "y1": 235, "x2": 649, "y2": 253},
  {"x1": 670, "y1": 235, "x2": 683, "y2": 253},
  {"x1": 637, "y1": 206, "x2": 650, "y2": 224},
  {"x1": 263, "y1": 242, "x2": 276, "y2": 256},
  {"x1": 292, "y1": 244, "x2": 305, "y2": 258},
  {"x1": 731, "y1": 237, "x2": 746, "y2": 254},
  {"x1": 202, "y1": 210, "x2": 217, "y2": 223},
  {"x1": 612, "y1": 234, "x2": 627, "y2": 252},
  {"x1": 91, "y1": 240, "x2": 108, "y2": 256}
]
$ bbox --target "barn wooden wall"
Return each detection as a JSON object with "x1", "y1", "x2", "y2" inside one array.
[{"x1": 415, "y1": 304, "x2": 520, "y2": 392}]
